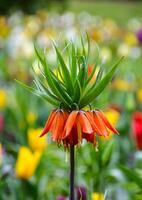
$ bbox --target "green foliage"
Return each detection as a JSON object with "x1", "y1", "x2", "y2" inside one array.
[
  {"x1": 119, "y1": 166, "x2": 142, "y2": 189},
  {"x1": 1, "y1": 7, "x2": 142, "y2": 199},
  {"x1": 102, "y1": 140, "x2": 114, "y2": 166},
  {"x1": 16, "y1": 36, "x2": 123, "y2": 111}
]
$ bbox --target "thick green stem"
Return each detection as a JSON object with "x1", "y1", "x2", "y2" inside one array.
[{"x1": 69, "y1": 145, "x2": 75, "y2": 200}]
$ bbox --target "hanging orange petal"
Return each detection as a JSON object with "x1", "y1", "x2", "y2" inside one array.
[
  {"x1": 97, "y1": 110, "x2": 119, "y2": 134},
  {"x1": 93, "y1": 111, "x2": 109, "y2": 137},
  {"x1": 86, "y1": 111, "x2": 103, "y2": 135},
  {"x1": 40, "y1": 110, "x2": 57, "y2": 137},
  {"x1": 52, "y1": 111, "x2": 65, "y2": 141},
  {"x1": 61, "y1": 111, "x2": 69, "y2": 139},
  {"x1": 64, "y1": 111, "x2": 78, "y2": 138},
  {"x1": 85, "y1": 111, "x2": 98, "y2": 132},
  {"x1": 78, "y1": 111, "x2": 93, "y2": 134},
  {"x1": 77, "y1": 121, "x2": 82, "y2": 144}
]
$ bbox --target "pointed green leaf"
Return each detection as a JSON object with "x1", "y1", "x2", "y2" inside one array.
[
  {"x1": 77, "y1": 56, "x2": 87, "y2": 88},
  {"x1": 33, "y1": 76, "x2": 59, "y2": 102},
  {"x1": 85, "y1": 44, "x2": 99, "y2": 85},
  {"x1": 79, "y1": 57, "x2": 124, "y2": 108},
  {"x1": 35, "y1": 47, "x2": 72, "y2": 106},
  {"x1": 73, "y1": 78, "x2": 82, "y2": 103},
  {"x1": 71, "y1": 42, "x2": 77, "y2": 83},
  {"x1": 15, "y1": 79, "x2": 59, "y2": 106},
  {"x1": 84, "y1": 66, "x2": 104, "y2": 95},
  {"x1": 51, "y1": 72, "x2": 73, "y2": 104},
  {"x1": 86, "y1": 32, "x2": 90, "y2": 61},
  {"x1": 102, "y1": 140, "x2": 114, "y2": 166},
  {"x1": 15, "y1": 79, "x2": 35, "y2": 93},
  {"x1": 53, "y1": 44, "x2": 74, "y2": 94},
  {"x1": 81, "y1": 34, "x2": 86, "y2": 56}
]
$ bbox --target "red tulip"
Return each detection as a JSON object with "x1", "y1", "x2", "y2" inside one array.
[{"x1": 132, "y1": 112, "x2": 142, "y2": 150}]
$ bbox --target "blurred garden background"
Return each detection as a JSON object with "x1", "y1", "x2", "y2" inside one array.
[{"x1": 0, "y1": 0, "x2": 142, "y2": 199}]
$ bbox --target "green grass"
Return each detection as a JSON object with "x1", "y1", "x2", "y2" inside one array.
[{"x1": 66, "y1": 1, "x2": 142, "y2": 23}]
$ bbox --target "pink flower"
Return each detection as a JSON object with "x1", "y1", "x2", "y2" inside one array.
[
  {"x1": 0, "y1": 114, "x2": 4, "y2": 132},
  {"x1": 56, "y1": 196, "x2": 67, "y2": 200}
]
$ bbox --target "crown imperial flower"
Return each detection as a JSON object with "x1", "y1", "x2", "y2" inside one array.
[
  {"x1": 16, "y1": 35, "x2": 123, "y2": 200},
  {"x1": 40, "y1": 109, "x2": 118, "y2": 147},
  {"x1": 16, "y1": 35, "x2": 122, "y2": 146}
]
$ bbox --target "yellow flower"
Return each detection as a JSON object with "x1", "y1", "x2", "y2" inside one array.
[
  {"x1": 137, "y1": 88, "x2": 142, "y2": 103},
  {"x1": 124, "y1": 32, "x2": 138, "y2": 46},
  {"x1": 28, "y1": 128, "x2": 47, "y2": 151},
  {"x1": 104, "y1": 109, "x2": 120, "y2": 126},
  {"x1": 102, "y1": 108, "x2": 120, "y2": 140},
  {"x1": 0, "y1": 89, "x2": 7, "y2": 109},
  {"x1": 15, "y1": 146, "x2": 41, "y2": 179},
  {"x1": 27, "y1": 111, "x2": 37, "y2": 124},
  {"x1": 92, "y1": 192, "x2": 104, "y2": 200},
  {"x1": 91, "y1": 30, "x2": 103, "y2": 43},
  {"x1": 112, "y1": 79, "x2": 133, "y2": 91},
  {"x1": 0, "y1": 17, "x2": 10, "y2": 38}
]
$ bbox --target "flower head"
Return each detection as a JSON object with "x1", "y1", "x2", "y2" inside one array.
[
  {"x1": 92, "y1": 192, "x2": 104, "y2": 200},
  {"x1": 17, "y1": 36, "x2": 122, "y2": 147},
  {"x1": 104, "y1": 108, "x2": 120, "y2": 127},
  {"x1": 40, "y1": 109, "x2": 118, "y2": 147},
  {"x1": 137, "y1": 88, "x2": 142, "y2": 103},
  {"x1": 76, "y1": 186, "x2": 87, "y2": 200},
  {"x1": 0, "y1": 89, "x2": 7, "y2": 109},
  {"x1": 136, "y1": 29, "x2": 142, "y2": 43},
  {"x1": 132, "y1": 112, "x2": 142, "y2": 150},
  {"x1": 28, "y1": 128, "x2": 47, "y2": 151},
  {"x1": 0, "y1": 17, "x2": 10, "y2": 38},
  {"x1": 15, "y1": 146, "x2": 41, "y2": 179},
  {"x1": 124, "y1": 32, "x2": 138, "y2": 46}
]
